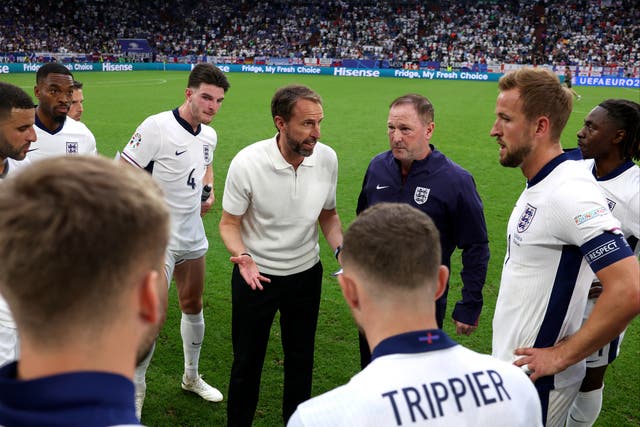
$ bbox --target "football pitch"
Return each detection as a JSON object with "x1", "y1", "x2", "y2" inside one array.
[{"x1": 2, "y1": 71, "x2": 638, "y2": 426}]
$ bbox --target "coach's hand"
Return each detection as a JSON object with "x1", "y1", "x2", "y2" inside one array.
[
  {"x1": 230, "y1": 253, "x2": 271, "y2": 291},
  {"x1": 454, "y1": 320, "x2": 477, "y2": 336}
]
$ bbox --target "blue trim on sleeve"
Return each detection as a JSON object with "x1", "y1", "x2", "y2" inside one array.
[{"x1": 581, "y1": 231, "x2": 633, "y2": 273}]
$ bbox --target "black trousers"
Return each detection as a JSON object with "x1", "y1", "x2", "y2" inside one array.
[
  {"x1": 227, "y1": 262, "x2": 323, "y2": 427},
  {"x1": 358, "y1": 290, "x2": 448, "y2": 369}
]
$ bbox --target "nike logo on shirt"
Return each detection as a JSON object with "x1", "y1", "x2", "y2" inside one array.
[
  {"x1": 376, "y1": 184, "x2": 390, "y2": 190},
  {"x1": 175, "y1": 150, "x2": 187, "y2": 156}
]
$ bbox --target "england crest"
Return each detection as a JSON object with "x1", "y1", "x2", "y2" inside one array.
[
  {"x1": 517, "y1": 203, "x2": 537, "y2": 233},
  {"x1": 203, "y1": 144, "x2": 211, "y2": 163},
  {"x1": 414, "y1": 186, "x2": 430, "y2": 205},
  {"x1": 606, "y1": 198, "x2": 616, "y2": 212},
  {"x1": 66, "y1": 141, "x2": 79, "y2": 154}
]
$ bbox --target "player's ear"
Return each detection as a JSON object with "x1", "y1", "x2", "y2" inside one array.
[
  {"x1": 534, "y1": 116, "x2": 550, "y2": 137},
  {"x1": 185, "y1": 87, "x2": 193, "y2": 101},
  {"x1": 338, "y1": 273, "x2": 360, "y2": 311},
  {"x1": 612, "y1": 129, "x2": 625, "y2": 146},
  {"x1": 139, "y1": 270, "x2": 160, "y2": 325},
  {"x1": 434, "y1": 265, "x2": 449, "y2": 300}
]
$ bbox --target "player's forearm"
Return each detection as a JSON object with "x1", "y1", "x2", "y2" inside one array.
[
  {"x1": 318, "y1": 208, "x2": 343, "y2": 252},
  {"x1": 559, "y1": 257, "x2": 640, "y2": 367},
  {"x1": 203, "y1": 165, "x2": 214, "y2": 188}
]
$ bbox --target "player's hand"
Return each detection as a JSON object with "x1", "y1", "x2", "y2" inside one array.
[
  {"x1": 513, "y1": 343, "x2": 570, "y2": 382},
  {"x1": 201, "y1": 193, "x2": 215, "y2": 217},
  {"x1": 454, "y1": 320, "x2": 477, "y2": 336},
  {"x1": 588, "y1": 281, "x2": 603, "y2": 299},
  {"x1": 230, "y1": 253, "x2": 271, "y2": 291}
]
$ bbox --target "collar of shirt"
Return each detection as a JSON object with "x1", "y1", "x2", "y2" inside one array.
[
  {"x1": 371, "y1": 329, "x2": 457, "y2": 361},
  {"x1": 527, "y1": 151, "x2": 569, "y2": 188},
  {"x1": 0, "y1": 362, "x2": 139, "y2": 425},
  {"x1": 593, "y1": 158, "x2": 636, "y2": 181},
  {"x1": 268, "y1": 134, "x2": 317, "y2": 170}
]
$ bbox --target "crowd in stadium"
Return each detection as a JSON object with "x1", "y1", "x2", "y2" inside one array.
[{"x1": 0, "y1": 0, "x2": 638, "y2": 69}]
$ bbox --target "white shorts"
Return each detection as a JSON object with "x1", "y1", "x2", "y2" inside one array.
[
  {"x1": 583, "y1": 298, "x2": 626, "y2": 368},
  {"x1": 544, "y1": 382, "x2": 581, "y2": 427},
  {"x1": 165, "y1": 212, "x2": 208, "y2": 285},
  {"x1": 0, "y1": 323, "x2": 18, "y2": 367}
]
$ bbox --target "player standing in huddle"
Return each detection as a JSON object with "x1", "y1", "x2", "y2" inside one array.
[
  {"x1": 490, "y1": 67, "x2": 639, "y2": 427},
  {"x1": 0, "y1": 82, "x2": 37, "y2": 367},
  {"x1": 289, "y1": 203, "x2": 541, "y2": 427},
  {"x1": 566, "y1": 99, "x2": 640, "y2": 427},
  {"x1": 27, "y1": 63, "x2": 96, "y2": 161},
  {"x1": 68, "y1": 80, "x2": 85, "y2": 122},
  {"x1": 121, "y1": 63, "x2": 230, "y2": 419}
]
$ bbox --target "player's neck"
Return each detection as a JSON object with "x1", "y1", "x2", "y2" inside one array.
[
  {"x1": 594, "y1": 155, "x2": 626, "y2": 178},
  {"x1": 17, "y1": 338, "x2": 136, "y2": 381},
  {"x1": 35, "y1": 107, "x2": 64, "y2": 132},
  {"x1": 364, "y1": 312, "x2": 439, "y2": 352},
  {"x1": 521, "y1": 142, "x2": 563, "y2": 181},
  {"x1": 177, "y1": 103, "x2": 199, "y2": 132}
]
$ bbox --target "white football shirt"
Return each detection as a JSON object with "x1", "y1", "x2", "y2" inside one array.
[
  {"x1": 492, "y1": 155, "x2": 631, "y2": 389},
  {"x1": 587, "y1": 159, "x2": 640, "y2": 251},
  {"x1": 121, "y1": 109, "x2": 216, "y2": 250},
  {"x1": 289, "y1": 330, "x2": 541, "y2": 427},
  {"x1": 0, "y1": 157, "x2": 32, "y2": 328},
  {"x1": 27, "y1": 116, "x2": 97, "y2": 161}
]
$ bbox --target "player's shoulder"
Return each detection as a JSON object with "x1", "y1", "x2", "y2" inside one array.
[
  {"x1": 63, "y1": 117, "x2": 94, "y2": 135},
  {"x1": 137, "y1": 110, "x2": 172, "y2": 128},
  {"x1": 199, "y1": 124, "x2": 218, "y2": 142},
  {"x1": 291, "y1": 381, "x2": 356, "y2": 426}
]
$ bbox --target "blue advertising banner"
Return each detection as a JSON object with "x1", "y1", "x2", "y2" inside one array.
[{"x1": 117, "y1": 39, "x2": 152, "y2": 54}]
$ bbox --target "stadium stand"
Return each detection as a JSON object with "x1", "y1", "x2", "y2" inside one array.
[{"x1": 0, "y1": 0, "x2": 638, "y2": 73}]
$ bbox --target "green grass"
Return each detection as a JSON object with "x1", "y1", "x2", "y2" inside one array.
[{"x1": 2, "y1": 71, "x2": 638, "y2": 426}]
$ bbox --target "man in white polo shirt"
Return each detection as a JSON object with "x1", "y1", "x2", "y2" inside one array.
[{"x1": 219, "y1": 84, "x2": 344, "y2": 427}]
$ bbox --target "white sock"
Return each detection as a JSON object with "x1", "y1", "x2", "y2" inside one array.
[
  {"x1": 134, "y1": 341, "x2": 155, "y2": 420},
  {"x1": 566, "y1": 385, "x2": 604, "y2": 427},
  {"x1": 135, "y1": 341, "x2": 155, "y2": 388},
  {"x1": 181, "y1": 310, "x2": 204, "y2": 380}
]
